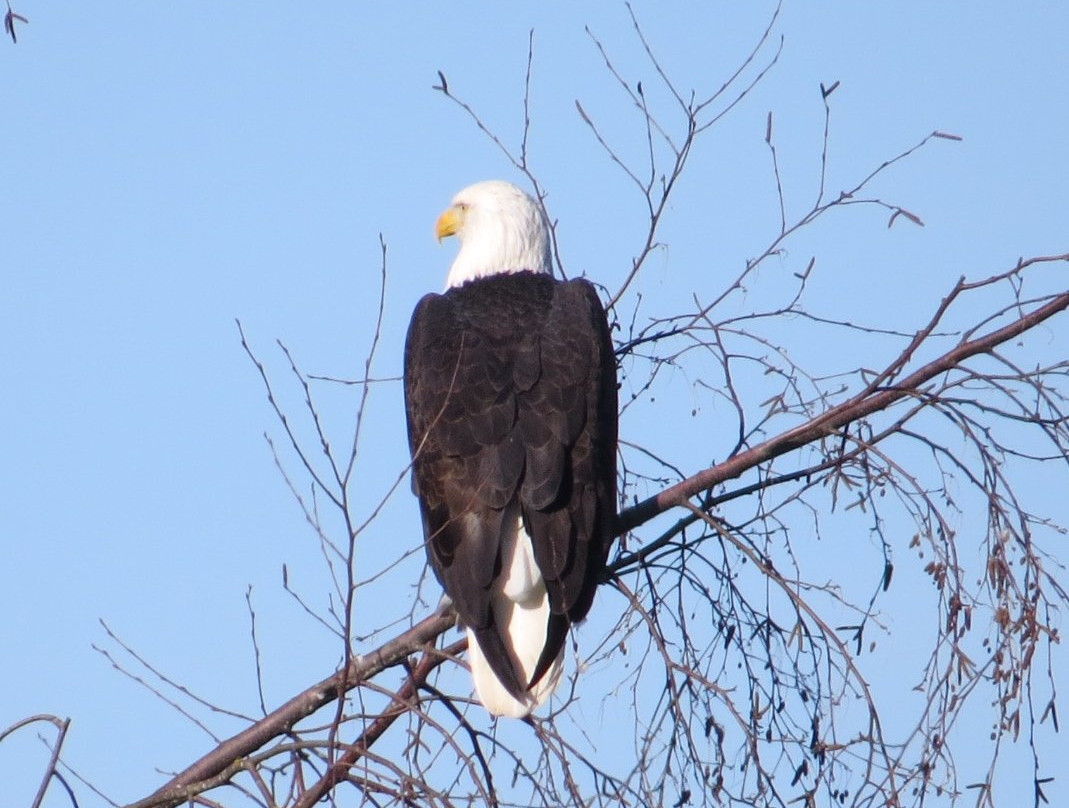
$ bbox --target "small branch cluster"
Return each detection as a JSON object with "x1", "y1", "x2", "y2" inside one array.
[
  {"x1": 4, "y1": 0, "x2": 27, "y2": 43},
  {"x1": 1, "y1": 715, "x2": 73, "y2": 807}
]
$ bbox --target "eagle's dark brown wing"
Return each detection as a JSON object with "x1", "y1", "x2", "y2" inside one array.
[{"x1": 404, "y1": 271, "x2": 617, "y2": 697}]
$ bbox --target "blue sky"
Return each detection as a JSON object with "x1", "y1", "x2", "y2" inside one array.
[{"x1": 2, "y1": 3, "x2": 1067, "y2": 806}]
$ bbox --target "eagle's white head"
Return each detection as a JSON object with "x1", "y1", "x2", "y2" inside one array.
[{"x1": 436, "y1": 180, "x2": 553, "y2": 289}]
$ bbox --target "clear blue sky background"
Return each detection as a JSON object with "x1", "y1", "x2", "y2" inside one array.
[{"x1": 2, "y1": 3, "x2": 1066, "y2": 806}]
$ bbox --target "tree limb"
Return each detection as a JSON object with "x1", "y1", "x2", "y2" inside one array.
[{"x1": 616, "y1": 258, "x2": 1069, "y2": 536}]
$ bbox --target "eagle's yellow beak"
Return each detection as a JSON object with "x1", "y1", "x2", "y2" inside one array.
[{"x1": 436, "y1": 205, "x2": 464, "y2": 242}]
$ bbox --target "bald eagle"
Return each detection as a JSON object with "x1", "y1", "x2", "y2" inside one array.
[{"x1": 404, "y1": 181, "x2": 618, "y2": 717}]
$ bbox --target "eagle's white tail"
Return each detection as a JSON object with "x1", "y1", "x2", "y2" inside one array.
[{"x1": 467, "y1": 519, "x2": 564, "y2": 717}]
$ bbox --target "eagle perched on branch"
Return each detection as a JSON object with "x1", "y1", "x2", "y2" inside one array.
[{"x1": 404, "y1": 181, "x2": 618, "y2": 717}]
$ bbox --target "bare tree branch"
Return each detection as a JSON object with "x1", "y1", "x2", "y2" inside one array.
[{"x1": 618, "y1": 257, "x2": 1069, "y2": 537}]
